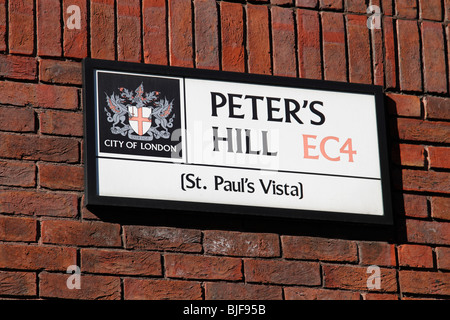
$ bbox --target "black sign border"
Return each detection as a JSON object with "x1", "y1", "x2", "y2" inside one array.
[{"x1": 83, "y1": 58, "x2": 393, "y2": 226}]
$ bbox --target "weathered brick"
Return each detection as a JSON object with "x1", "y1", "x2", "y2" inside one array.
[
  {"x1": 39, "y1": 59, "x2": 82, "y2": 85},
  {"x1": 165, "y1": 254, "x2": 242, "y2": 280},
  {"x1": 37, "y1": 0, "x2": 61, "y2": 57},
  {"x1": 281, "y1": 235, "x2": 357, "y2": 262},
  {"x1": 396, "y1": 0, "x2": 418, "y2": 18},
  {"x1": 205, "y1": 282, "x2": 282, "y2": 300},
  {"x1": 41, "y1": 220, "x2": 121, "y2": 247},
  {"x1": 39, "y1": 109, "x2": 83, "y2": 136},
  {"x1": 203, "y1": 230, "x2": 280, "y2": 258},
  {"x1": 406, "y1": 219, "x2": 450, "y2": 245},
  {"x1": 358, "y1": 242, "x2": 396, "y2": 267},
  {"x1": 0, "y1": 106, "x2": 35, "y2": 133},
  {"x1": 271, "y1": 6, "x2": 296, "y2": 77},
  {"x1": 9, "y1": 0, "x2": 34, "y2": 55},
  {"x1": 386, "y1": 93, "x2": 421, "y2": 117},
  {"x1": 220, "y1": 1, "x2": 245, "y2": 72},
  {"x1": 321, "y1": 11, "x2": 346, "y2": 82},
  {"x1": 422, "y1": 21, "x2": 447, "y2": 94},
  {"x1": 90, "y1": 0, "x2": 115, "y2": 60},
  {"x1": 383, "y1": 16, "x2": 397, "y2": 89},
  {"x1": 419, "y1": 0, "x2": 442, "y2": 20},
  {"x1": 295, "y1": 0, "x2": 318, "y2": 8},
  {"x1": 81, "y1": 248, "x2": 162, "y2": 276},
  {"x1": 247, "y1": 4, "x2": 271, "y2": 75},
  {"x1": 399, "y1": 270, "x2": 450, "y2": 296},
  {"x1": 63, "y1": 0, "x2": 88, "y2": 58},
  {"x1": 284, "y1": 286, "x2": 360, "y2": 300},
  {"x1": 0, "y1": 244, "x2": 76, "y2": 271},
  {"x1": 0, "y1": 133, "x2": 79, "y2": 162},
  {"x1": 401, "y1": 169, "x2": 450, "y2": 194},
  {"x1": 371, "y1": 16, "x2": 384, "y2": 86},
  {"x1": 0, "y1": 190, "x2": 78, "y2": 217},
  {"x1": 392, "y1": 144, "x2": 425, "y2": 167},
  {"x1": 424, "y1": 96, "x2": 450, "y2": 120},
  {"x1": 0, "y1": 160, "x2": 35, "y2": 187},
  {"x1": 362, "y1": 292, "x2": 399, "y2": 300},
  {"x1": 297, "y1": 9, "x2": 321, "y2": 80},
  {"x1": 402, "y1": 194, "x2": 429, "y2": 218},
  {"x1": 244, "y1": 258, "x2": 320, "y2": 286},
  {"x1": 124, "y1": 278, "x2": 202, "y2": 300},
  {"x1": 397, "y1": 20, "x2": 422, "y2": 91},
  {"x1": 436, "y1": 247, "x2": 450, "y2": 270},
  {"x1": 271, "y1": 0, "x2": 292, "y2": 5},
  {"x1": 39, "y1": 163, "x2": 84, "y2": 191},
  {"x1": 194, "y1": 0, "x2": 219, "y2": 70},
  {"x1": 398, "y1": 244, "x2": 434, "y2": 268},
  {"x1": 0, "y1": 55, "x2": 36, "y2": 80},
  {"x1": 431, "y1": 197, "x2": 450, "y2": 220},
  {"x1": 0, "y1": 0, "x2": 6, "y2": 51},
  {"x1": 142, "y1": 0, "x2": 167, "y2": 65},
  {"x1": 320, "y1": 0, "x2": 342, "y2": 9},
  {"x1": 40, "y1": 272, "x2": 121, "y2": 300},
  {"x1": 117, "y1": 0, "x2": 141, "y2": 62},
  {"x1": 323, "y1": 264, "x2": 397, "y2": 292},
  {"x1": 124, "y1": 225, "x2": 202, "y2": 252},
  {"x1": 396, "y1": 118, "x2": 450, "y2": 144},
  {"x1": 428, "y1": 147, "x2": 450, "y2": 170},
  {"x1": 0, "y1": 216, "x2": 36, "y2": 242},
  {"x1": 346, "y1": 14, "x2": 371, "y2": 84},
  {"x1": 168, "y1": 0, "x2": 193, "y2": 67},
  {"x1": 0, "y1": 271, "x2": 36, "y2": 296}
]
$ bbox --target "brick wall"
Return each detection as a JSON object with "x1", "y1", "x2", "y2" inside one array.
[{"x1": 0, "y1": 0, "x2": 449, "y2": 300}]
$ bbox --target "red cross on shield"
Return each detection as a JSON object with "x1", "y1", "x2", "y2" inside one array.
[{"x1": 128, "y1": 106, "x2": 152, "y2": 136}]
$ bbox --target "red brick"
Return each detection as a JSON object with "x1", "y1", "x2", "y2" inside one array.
[
  {"x1": 359, "y1": 242, "x2": 396, "y2": 267},
  {"x1": 0, "y1": 81, "x2": 79, "y2": 110},
  {"x1": 42, "y1": 220, "x2": 121, "y2": 247},
  {"x1": 281, "y1": 235, "x2": 357, "y2": 262},
  {"x1": 40, "y1": 272, "x2": 121, "y2": 300},
  {"x1": 419, "y1": 0, "x2": 442, "y2": 20},
  {"x1": 165, "y1": 254, "x2": 242, "y2": 280},
  {"x1": 81, "y1": 248, "x2": 162, "y2": 276},
  {"x1": 399, "y1": 270, "x2": 450, "y2": 296},
  {"x1": 220, "y1": 2, "x2": 245, "y2": 72},
  {"x1": 124, "y1": 278, "x2": 202, "y2": 300},
  {"x1": 0, "y1": 106, "x2": 35, "y2": 133},
  {"x1": 436, "y1": 247, "x2": 450, "y2": 270},
  {"x1": 397, "y1": 118, "x2": 450, "y2": 144},
  {"x1": 320, "y1": 0, "x2": 342, "y2": 9},
  {"x1": 402, "y1": 194, "x2": 429, "y2": 218},
  {"x1": 0, "y1": 244, "x2": 76, "y2": 271},
  {"x1": 383, "y1": 17, "x2": 397, "y2": 89},
  {"x1": 0, "y1": 271, "x2": 36, "y2": 296},
  {"x1": 386, "y1": 93, "x2": 421, "y2": 117},
  {"x1": 321, "y1": 11, "x2": 346, "y2": 82},
  {"x1": 203, "y1": 230, "x2": 280, "y2": 258},
  {"x1": 396, "y1": 0, "x2": 418, "y2": 18},
  {"x1": 398, "y1": 244, "x2": 434, "y2": 268},
  {"x1": 271, "y1": 0, "x2": 291, "y2": 4},
  {"x1": 37, "y1": 0, "x2": 61, "y2": 57},
  {"x1": 0, "y1": 216, "x2": 36, "y2": 242},
  {"x1": 244, "y1": 258, "x2": 320, "y2": 286},
  {"x1": 194, "y1": 0, "x2": 219, "y2": 70},
  {"x1": 39, "y1": 109, "x2": 83, "y2": 136},
  {"x1": 117, "y1": 0, "x2": 141, "y2": 62},
  {"x1": 284, "y1": 286, "x2": 360, "y2": 300},
  {"x1": 63, "y1": 0, "x2": 88, "y2": 58},
  {"x1": 346, "y1": 14, "x2": 371, "y2": 84},
  {"x1": 39, "y1": 59, "x2": 82, "y2": 85},
  {"x1": 446, "y1": 0, "x2": 450, "y2": 20},
  {"x1": 0, "y1": 133, "x2": 79, "y2": 162},
  {"x1": 406, "y1": 219, "x2": 450, "y2": 245},
  {"x1": 371, "y1": 18, "x2": 384, "y2": 86},
  {"x1": 124, "y1": 225, "x2": 202, "y2": 252},
  {"x1": 39, "y1": 163, "x2": 84, "y2": 191},
  {"x1": 428, "y1": 147, "x2": 450, "y2": 169},
  {"x1": 271, "y1": 6, "x2": 296, "y2": 77},
  {"x1": 295, "y1": 0, "x2": 318, "y2": 8},
  {"x1": 168, "y1": 0, "x2": 193, "y2": 67},
  {"x1": 142, "y1": 0, "x2": 167, "y2": 65},
  {"x1": 0, "y1": 190, "x2": 78, "y2": 217},
  {"x1": 9, "y1": 0, "x2": 34, "y2": 55},
  {"x1": 401, "y1": 169, "x2": 450, "y2": 194},
  {"x1": 0, "y1": 160, "x2": 35, "y2": 187},
  {"x1": 424, "y1": 96, "x2": 450, "y2": 120},
  {"x1": 397, "y1": 20, "x2": 422, "y2": 91},
  {"x1": 431, "y1": 197, "x2": 450, "y2": 220},
  {"x1": 247, "y1": 4, "x2": 271, "y2": 75},
  {"x1": 362, "y1": 292, "x2": 399, "y2": 300},
  {"x1": 392, "y1": 144, "x2": 425, "y2": 167},
  {"x1": 345, "y1": 0, "x2": 366, "y2": 13},
  {"x1": 422, "y1": 22, "x2": 447, "y2": 94},
  {"x1": 205, "y1": 282, "x2": 282, "y2": 300},
  {"x1": 297, "y1": 9, "x2": 321, "y2": 80},
  {"x1": 90, "y1": 0, "x2": 115, "y2": 60},
  {"x1": 323, "y1": 264, "x2": 397, "y2": 292},
  {"x1": 0, "y1": 55, "x2": 37, "y2": 80},
  {"x1": 0, "y1": 0, "x2": 6, "y2": 51}
]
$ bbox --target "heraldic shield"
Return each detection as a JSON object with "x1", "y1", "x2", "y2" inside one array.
[{"x1": 128, "y1": 105, "x2": 152, "y2": 136}]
